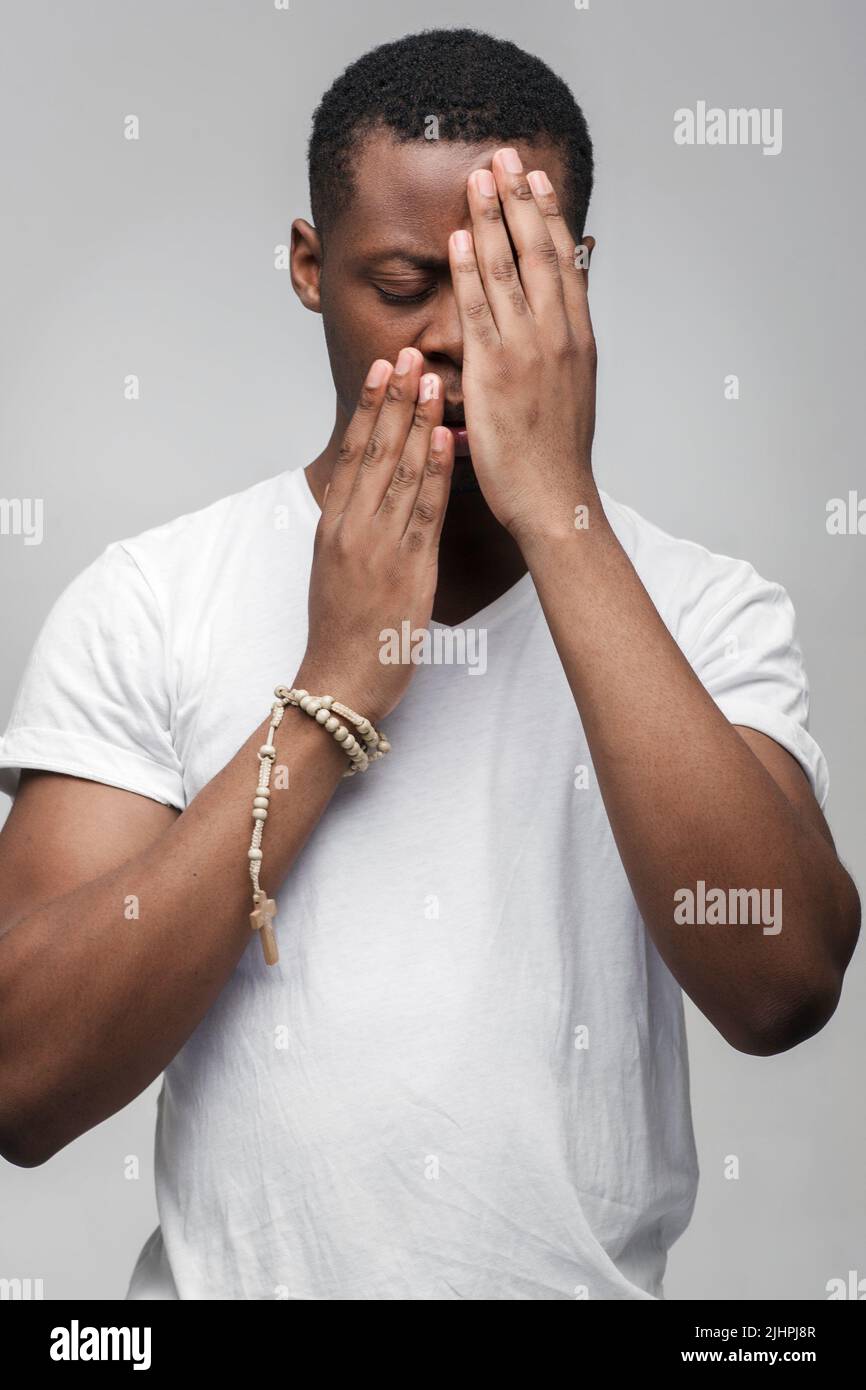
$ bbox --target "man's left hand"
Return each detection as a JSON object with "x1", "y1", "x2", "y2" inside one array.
[{"x1": 448, "y1": 146, "x2": 598, "y2": 545}]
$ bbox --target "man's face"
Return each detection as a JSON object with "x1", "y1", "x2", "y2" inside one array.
[{"x1": 309, "y1": 128, "x2": 571, "y2": 474}]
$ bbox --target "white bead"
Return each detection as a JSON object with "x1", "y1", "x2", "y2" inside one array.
[
  {"x1": 259, "y1": 744, "x2": 276, "y2": 758},
  {"x1": 325, "y1": 716, "x2": 339, "y2": 733},
  {"x1": 253, "y1": 796, "x2": 269, "y2": 809},
  {"x1": 248, "y1": 848, "x2": 263, "y2": 860},
  {"x1": 320, "y1": 695, "x2": 334, "y2": 708},
  {"x1": 256, "y1": 787, "x2": 271, "y2": 799},
  {"x1": 334, "y1": 727, "x2": 348, "y2": 742},
  {"x1": 379, "y1": 739, "x2": 390, "y2": 754},
  {"x1": 252, "y1": 807, "x2": 268, "y2": 821},
  {"x1": 315, "y1": 708, "x2": 329, "y2": 724}
]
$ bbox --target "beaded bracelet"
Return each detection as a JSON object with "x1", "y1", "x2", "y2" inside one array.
[
  {"x1": 247, "y1": 685, "x2": 390, "y2": 966},
  {"x1": 281, "y1": 687, "x2": 391, "y2": 775}
]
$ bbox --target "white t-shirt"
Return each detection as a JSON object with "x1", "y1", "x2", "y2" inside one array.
[{"x1": 0, "y1": 467, "x2": 828, "y2": 1300}]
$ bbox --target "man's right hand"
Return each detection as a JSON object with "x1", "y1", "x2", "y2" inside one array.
[{"x1": 295, "y1": 347, "x2": 454, "y2": 724}]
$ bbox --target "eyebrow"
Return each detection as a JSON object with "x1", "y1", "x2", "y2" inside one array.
[{"x1": 357, "y1": 249, "x2": 448, "y2": 270}]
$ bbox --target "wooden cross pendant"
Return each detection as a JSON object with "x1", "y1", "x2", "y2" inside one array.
[{"x1": 250, "y1": 891, "x2": 279, "y2": 966}]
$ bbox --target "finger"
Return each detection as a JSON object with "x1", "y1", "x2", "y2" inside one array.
[
  {"x1": 346, "y1": 346, "x2": 425, "y2": 516},
  {"x1": 376, "y1": 371, "x2": 444, "y2": 534},
  {"x1": 465, "y1": 168, "x2": 529, "y2": 335},
  {"x1": 400, "y1": 425, "x2": 454, "y2": 559},
  {"x1": 527, "y1": 166, "x2": 595, "y2": 339},
  {"x1": 491, "y1": 148, "x2": 566, "y2": 325},
  {"x1": 325, "y1": 358, "x2": 393, "y2": 519},
  {"x1": 448, "y1": 229, "x2": 500, "y2": 351}
]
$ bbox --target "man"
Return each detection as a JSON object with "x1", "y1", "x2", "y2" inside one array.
[{"x1": 0, "y1": 29, "x2": 859, "y2": 1301}]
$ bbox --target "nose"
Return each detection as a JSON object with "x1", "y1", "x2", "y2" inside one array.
[{"x1": 415, "y1": 279, "x2": 463, "y2": 376}]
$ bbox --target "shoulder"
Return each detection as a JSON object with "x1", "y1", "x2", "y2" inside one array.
[
  {"x1": 114, "y1": 466, "x2": 311, "y2": 590},
  {"x1": 57, "y1": 467, "x2": 316, "y2": 636}
]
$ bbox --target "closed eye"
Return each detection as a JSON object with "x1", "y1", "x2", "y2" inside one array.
[{"x1": 375, "y1": 285, "x2": 437, "y2": 306}]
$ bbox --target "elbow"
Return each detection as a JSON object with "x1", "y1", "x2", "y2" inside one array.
[
  {"x1": 0, "y1": 1065, "x2": 65, "y2": 1169},
  {"x1": 0, "y1": 1131, "x2": 55, "y2": 1169},
  {"x1": 0, "y1": 1101, "x2": 58, "y2": 1169},
  {"x1": 833, "y1": 862, "x2": 862, "y2": 971},
  {"x1": 1, "y1": 1087, "x2": 88, "y2": 1168},
  {"x1": 0, "y1": 1102, "x2": 65, "y2": 1169},
  {"x1": 729, "y1": 869, "x2": 861, "y2": 1058},
  {"x1": 0, "y1": 1104, "x2": 53, "y2": 1167},
  {"x1": 727, "y1": 961, "x2": 847, "y2": 1058},
  {"x1": 729, "y1": 982, "x2": 840, "y2": 1057},
  {"x1": 0, "y1": 950, "x2": 69, "y2": 1168}
]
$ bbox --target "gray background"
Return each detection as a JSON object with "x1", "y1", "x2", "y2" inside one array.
[{"x1": 1, "y1": 0, "x2": 863, "y2": 1299}]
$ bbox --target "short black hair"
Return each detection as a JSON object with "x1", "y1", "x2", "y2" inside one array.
[{"x1": 308, "y1": 28, "x2": 594, "y2": 243}]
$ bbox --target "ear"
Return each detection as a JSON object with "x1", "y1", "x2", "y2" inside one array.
[{"x1": 291, "y1": 218, "x2": 323, "y2": 314}]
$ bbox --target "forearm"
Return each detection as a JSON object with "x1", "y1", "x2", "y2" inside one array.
[
  {"x1": 521, "y1": 490, "x2": 858, "y2": 1053},
  {"x1": 0, "y1": 701, "x2": 347, "y2": 1164}
]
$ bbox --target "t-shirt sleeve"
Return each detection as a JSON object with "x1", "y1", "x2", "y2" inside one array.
[
  {"x1": 0, "y1": 540, "x2": 186, "y2": 809},
  {"x1": 682, "y1": 562, "x2": 829, "y2": 810}
]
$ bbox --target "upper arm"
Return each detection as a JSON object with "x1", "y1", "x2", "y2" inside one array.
[
  {"x1": 0, "y1": 538, "x2": 186, "y2": 936},
  {"x1": 0, "y1": 769, "x2": 179, "y2": 938}
]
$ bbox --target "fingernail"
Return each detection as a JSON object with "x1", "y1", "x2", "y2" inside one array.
[
  {"x1": 500, "y1": 148, "x2": 523, "y2": 173},
  {"x1": 527, "y1": 170, "x2": 553, "y2": 197},
  {"x1": 366, "y1": 360, "x2": 390, "y2": 388},
  {"x1": 431, "y1": 426, "x2": 450, "y2": 452},
  {"x1": 395, "y1": 347, "x2": 416, "y2": 374},
  {"x1": 419, "y1": 374, "x2": 439, "y2": 402},
  {"x1": 451, "y1": 229, "x2": 472, "y2": 253},
  {"x1": 472, "y1": 168, "x2": 496, "y2": 197}
]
